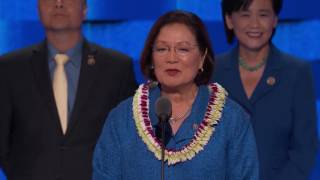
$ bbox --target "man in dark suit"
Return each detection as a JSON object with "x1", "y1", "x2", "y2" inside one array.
[{"x1": 0, "y1": 0, "x2": 137, "y2": 179}]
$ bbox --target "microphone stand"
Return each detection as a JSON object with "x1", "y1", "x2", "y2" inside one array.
[
  {"x1": 160, "y1": 116, "x2": 166, "y2": 180},
  {"x1": 155, "y1": 96, "x2": 172, "y2": 180}
]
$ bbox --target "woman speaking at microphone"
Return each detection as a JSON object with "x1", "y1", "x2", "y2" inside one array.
[{"x1": 92, "y1": 10, "x2": 259, "y2": 180}]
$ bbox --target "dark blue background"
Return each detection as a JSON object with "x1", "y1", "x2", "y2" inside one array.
[{"x1": 0, "y1": 0, "x2": 319, "y2": 179}]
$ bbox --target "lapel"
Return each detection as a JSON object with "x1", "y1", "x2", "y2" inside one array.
[
  {"x1": 249, "y1": 44, "x2": 283, "y2": 104},
  {"x1": 219, "y1": 45, "x2": 284, "y2": 114},
  {"x1": 31, "y1": 41, "x2": 63, "y2": 135},
  {"x1": 66, "y1": 40, "x2": 99, "y2": 135},
  {"x1": 220, "y1": 47, "x2": 254, "y2": 114}
]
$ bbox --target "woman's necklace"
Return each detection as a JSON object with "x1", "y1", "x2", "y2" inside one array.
[
  {"x1": 169, "y1": 107, "x2": 191, "y2": 124},
  {"x1": 169, "y1": 89, "x2": 198, "y2": 124},
  {"x1": 238, "y1": 56, "x2": 266, "y2": 72}
]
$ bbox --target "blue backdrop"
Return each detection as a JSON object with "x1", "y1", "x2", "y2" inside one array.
[{"x1": 0, "y1": 0, "x2": 319, "y2": 179}]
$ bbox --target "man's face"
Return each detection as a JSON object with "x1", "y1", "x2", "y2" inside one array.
[{"x1": 38, "y1": 0, "x2": 87, "y2": 32}]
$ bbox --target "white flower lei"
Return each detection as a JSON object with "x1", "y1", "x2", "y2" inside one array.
[{"x1": 132, "y1": 82, "x2": 227, "y2": 165}]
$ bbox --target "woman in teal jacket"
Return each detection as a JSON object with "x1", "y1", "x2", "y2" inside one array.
[{"x1": 93, "y1": 10, "x2": 259, "y2": 180}]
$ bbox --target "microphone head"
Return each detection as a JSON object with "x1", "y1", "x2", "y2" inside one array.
[{"x1": 155, "y1": 96, "x2": 172, "y2": 120}]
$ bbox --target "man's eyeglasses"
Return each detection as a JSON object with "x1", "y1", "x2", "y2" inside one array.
[{"x1": 152, "y1": 42, "x2": 199, "y2": 57}]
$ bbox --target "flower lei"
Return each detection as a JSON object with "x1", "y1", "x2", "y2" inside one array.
[{"x1": 132, "y1": 82, "x2": 227, "y2": 165}]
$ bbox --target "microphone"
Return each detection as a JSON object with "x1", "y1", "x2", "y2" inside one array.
[
  {"x1": 155, "y1": 96, "x2": 172, "y2": 180},
  {"x1": 155, "y1": 96, "x2": 172, "y2": 121},
  {"x1": 155, "y1": 97, "x2": 172, "y2": 146}
]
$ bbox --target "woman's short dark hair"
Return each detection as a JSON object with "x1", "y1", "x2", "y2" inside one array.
[
  {"x1": 140, "y1": 10, "x2": 215, "y2": 86},
  {"x1": 222, "y1": 0, "x2": 283, "y2": 43}
]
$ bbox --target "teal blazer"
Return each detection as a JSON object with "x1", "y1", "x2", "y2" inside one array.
[
  {"x1": 93, "y1": 84, "x2": 259, "y2": 180},
  {"x1": 212, "y1": 45, "x2": 318, "y2": 180}
]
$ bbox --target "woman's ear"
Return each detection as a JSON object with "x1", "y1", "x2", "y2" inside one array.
[
  {"x1": 225, "y1": 14, "x2": 234, "y2": 30},
  {"x1": 272, "y1": 16, "x2": 278, "y2": 28},
  {"x1": 199, "y1": 48, "x2": 208, "y2": 70}
]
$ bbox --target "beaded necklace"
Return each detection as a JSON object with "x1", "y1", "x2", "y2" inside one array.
[{"x1": 238, "y1": 56, "x2": 266, "y2": 72}]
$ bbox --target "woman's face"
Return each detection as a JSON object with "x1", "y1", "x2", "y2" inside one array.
[
  {"x1": 225, "y1": 0, "x2": 278, "y2": 51},
  {"x1": 152, "y1": 23, "x2": 204, "y2": 90}
]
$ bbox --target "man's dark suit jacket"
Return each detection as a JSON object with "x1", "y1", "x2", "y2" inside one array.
[
  {"x1": 0, "y1": 40, "x2": 137, "y2": 180},
  {"x1": 212, "y1": 45, "x2": 318, "y2": 180}
]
